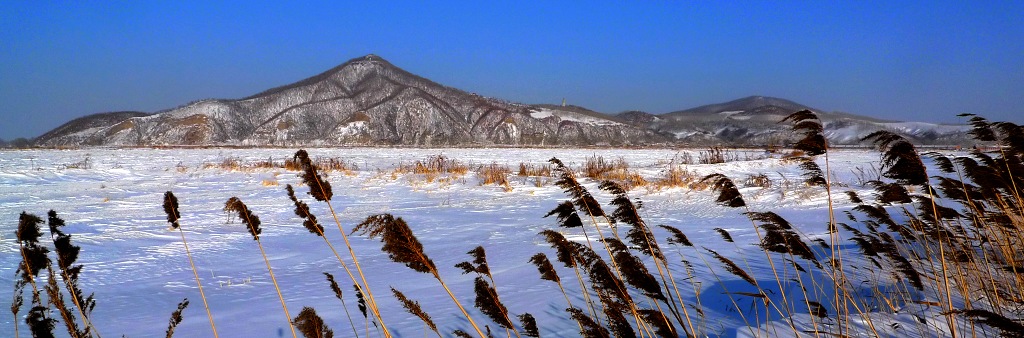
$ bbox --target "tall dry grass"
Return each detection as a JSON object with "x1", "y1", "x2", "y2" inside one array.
[{"x1": 11, "y1": 112, "x2": 1024, "y2": 337}]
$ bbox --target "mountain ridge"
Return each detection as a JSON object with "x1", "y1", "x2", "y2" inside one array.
[{"x1": 34, "y1": 54, "x2": 969, "y2": 147}]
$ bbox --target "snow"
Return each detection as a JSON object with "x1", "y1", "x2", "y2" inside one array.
[
  {"x1": 879, "y1": 121, "x2": 969, "y2": 135},
  {"x1": 528, "y1": 108, "x2": 624, "y2": 126},
  {"x1": 0, "y1": 148, "x2": 978, "y2": 337},
  {"x1": 719, "y1": 111, "x2": 752, "y2": 120}
]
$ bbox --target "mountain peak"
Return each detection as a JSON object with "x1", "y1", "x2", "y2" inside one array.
[
  {"x1": 242, "y1": 54, "x2": 403, "y2": 100},
  {"x1": 342, "y1": 53, "x2": 395, "y2": 68}
]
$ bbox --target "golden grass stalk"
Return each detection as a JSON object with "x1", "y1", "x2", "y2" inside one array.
[
  {"x1": 323, "y1": 273, "x2": 359, "y2": 338},
  {"x1": 224, "y1": 197, "x2": 297, "y2": 338},
  {"x1": 164, "y1": 191, "x2": 218, "y2": 338},
  {"x1": 44, "y1": 265, "x2": 83, "y2": 338},
  {"x1": 12, "y1": 280, "x2": 24, "y2": 338},
  {"x1": 293, "y1": 150, "x2": 392, "y2": 338},
  {"x1": 287, "y1": 184, "x2": 377, "y2": 334}
]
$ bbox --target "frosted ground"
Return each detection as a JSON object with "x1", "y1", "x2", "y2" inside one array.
[{"x1": 0, "y1": 148, "x2": 968, "y2": 337}]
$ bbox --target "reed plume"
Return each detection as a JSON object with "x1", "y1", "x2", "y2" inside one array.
[
  {"x1": 705, "y1": 248, "x2": 758, "y2": 288},
  {"x1": 658, "y1": 225, "x2": 693, "y2": 247},
  {"x1": 26, "y1": 305, "x2": 56, "y2": 338},
  {"x1": 549, "y1": 158, "x2": 605, "y2": 218},
  {"x1": 845, "y1": 191, "x2": 863, "y2": 204},
  {"x1": 353, "y1": 213, "x2": 485, "y2": 337},
  {"x1": 17, "y1": 212, "x2": 49, "y2": 300},
  {"x1": 518, "y1": 313, "x2": 539, "y2": 337},
  {"x1": 603, "y1": 238, "x2": 665, "y2": 301},
  {"x1": 163, "y1": 191, "x2": 180, "y2": 228},
  {"x1": 165, "y1": 298, "x2": 188, "y2": 338},
  {"x1": 46, "y1": 210, "x2": 96, "y2": 337},
  {"x1": 455, "y1": 246, "x2": 491, "y2": 276},
  {"x1": 353, "y1": 214, "x2": 435, "y2": 274},
  {"x1": 294, "y1": 149, "x2": 333, "y2": 201},
  {"x1": 44, "y1": 264, "x2": 84, "y2": 338},
  {"x1": 746, "y1": 211, "x2": 820, "y2": 268},
  {"x1": 798, "y1": 160, "x2": 828, "y2": 187},
  {"x1": 354, "y1": 284, "x2": 368, "y2": 320},
  {"x1": 566, "y1": 308, "x2": 610, "y2": 338},
  {"x1": 702, "y1": 174, "x2": 745, "y2": 208},
  {"x1": 807, "y1": 301, "x2": 828, "y2": 319},
  {"x1": 224, "y1": 197, "x2": 296, "y2": 338},
  {"x1": 38, "y1": 211, "x2": 95, "y2": 338},
  {"x1": 294, "y1": 307, "x2": 334, "y2": 338},
  {"x1": 457, "y1": 247, "x2": 520, "y2": 336},
  {"x1": 599, "y1": 181, "x2": 663, "y2": 260},
  {"x1": 602, "y1": 181, "x2": 696, "y2": 335},
  {"x1": 960, "y1": 113, "x2": 997, "y2": 142},
  {"x1": 391, "y1": 287, "x2": 439, "y2": 337},
  {"x1": 945, "y1": 309, "x2": 1024, "y2": 338},
  {"x1": 528, "y1": 252, "x2": 584, "y2": 334},
  {"x1": 862, "y1": 130, "x2": 929, "y2": 187},
  {"x1": 527, "y1": 253, "x2": 559, "y2": 284},
  {"x1": 286, "y1": 184, "x2": 325, "y2": 235},
  {"x1": 543, "y1": 201, "x2": 584, "y2": 228},
  {"x1": 780, "y1": 109, "x2": 827, "y2": 156},
  {"x1": 473, "y1": 277, "x2": 515, "y2": 331},
  {"x1": 994, "y1": 121, "x2": 1024, "y2": 155},
  {"x1": 16, "y1": 212, "x2": 51, "y2": 338},
  {"x1": 163, "y1": 191, "x2": 218, "y2": 338},
  {"x1": 600, "y1": 299, "x2": 634, "y2": 338},
  {"x1": 538, "y1": 230, "x2": 577, "y2": 268},
  {"x1": 869, "y1": 181, "x2": 914, "y2": 205},
  {"x1": 637, "y1": 309, "x2": 676, "y2": 338},
  {"x1": 290, "y1": 182, "x2": 381, "y2": 334},
  {"x1": 713, "y1": 228, "x2": 734, "y2": 243}
]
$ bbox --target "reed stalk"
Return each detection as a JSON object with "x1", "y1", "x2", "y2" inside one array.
[
  {"x1": 163, "y1": 192, "x2": 218, "y2": 338},
  {"x1": 293, "y1": 150, "x2": 392, "y2": 337},
  {"x1": 224, "y1": 197, "x2": 297, "y2": 338}
]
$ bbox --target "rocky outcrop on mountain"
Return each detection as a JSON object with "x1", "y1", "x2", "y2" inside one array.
[{"x1": 37, "y1": 55, "x2": 664, "y2": 147}]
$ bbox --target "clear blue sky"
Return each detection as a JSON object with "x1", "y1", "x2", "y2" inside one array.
[{"x1": 2, "y1": 1, "x2": 1022, "y2": 139}]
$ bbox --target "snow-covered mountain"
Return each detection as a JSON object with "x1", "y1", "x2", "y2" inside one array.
[
  {"x1": 35, "y1": 56, "x2": 970, "y2": 147},
  {"x1": 624, "y1": 96, "x2": 971, "y2": 146},
  {"x1": 37, "y1": 55, "x2": 664, "y2": 147}
]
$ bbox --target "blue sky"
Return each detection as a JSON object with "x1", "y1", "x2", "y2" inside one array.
[{"x1": 1, "y1": 1, "x2": 1022, "y2": 139}]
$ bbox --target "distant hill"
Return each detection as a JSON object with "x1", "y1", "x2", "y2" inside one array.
[
  {"x1": 630, "y1": 96, "x2": 969, "y2": 145},
  {"x1": 34, "y1": 111, "x2": 151, "y2": 146},
  {"x1": 666, "y1": 96, "x2": 816, "y2": 117},
  {"x1": 35, "y1": 57, "x2": 970, "y2": 147}
]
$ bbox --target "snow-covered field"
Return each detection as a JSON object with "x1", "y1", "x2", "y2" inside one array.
[{"x1": 0, "y1": 148, "x2": 968, "y2": 337}]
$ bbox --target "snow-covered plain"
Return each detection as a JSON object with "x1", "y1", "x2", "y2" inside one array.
[{"x1": 0, "y1": 148, "x2": 971, "y2": 337}]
